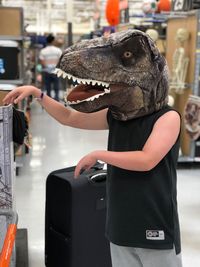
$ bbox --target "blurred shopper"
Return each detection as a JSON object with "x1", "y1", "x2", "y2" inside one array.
[{"x1": 39, "y1": 34, "x2": 62, "y2": 101}]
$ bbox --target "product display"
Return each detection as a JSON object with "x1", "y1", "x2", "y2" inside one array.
[
  {"x1": 170, "y1": 28, "x2": 190, "y2": 94},
  {"x1": 0, "y1": 41, "x2": 19, "y2": 81},
  {"x1": 105, "y1": 0, "x2": 120, "y2": 26},
  {"x1": 171, "y1": 0, "x2": 200, "y2": 11},
  {"x1": 166, "y1": 10, "x2": 200, "y2": 158},
  {"x1": 0, "y1": 105, "x2": 15, "y2": 267},
  {"x1": 184, "y1": 95, "x2": 200, "y2": 141},
  {"x1": 141, "y1": 0, "x2": 157, "y2": 14},
  {"x1": 193, "y1": 0, "x2": 200, "y2": 9},
  {"x1": 145, "y1": 28, "x2": 159, "y2": 42},
  {"x1": 171, "y1": 0, "x2": 191, "y2": 11},
  {"x1": 0, "y1": 209, "x2": 18, "y2": 267},
  {"x1": 0, "y1": 7, "x2": 24, "y2": 85},
  {"x1": 0, "y1": 105, "x2": 13, "y2": 210},
  {"x1": 45, "y1": 164, "x2": 111, "y2": 267},
  {"x1": 157, "y1": 0, "x2": 171, "y2": 12}
]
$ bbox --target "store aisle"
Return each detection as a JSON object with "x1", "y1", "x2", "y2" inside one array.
[{"x1": 15, "y1": 102, "x2": 200, "y2": 267}]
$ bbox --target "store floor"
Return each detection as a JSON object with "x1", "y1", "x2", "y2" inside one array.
[{"x1": 15, "y1": 101, "x2": 200, "y2": 267}]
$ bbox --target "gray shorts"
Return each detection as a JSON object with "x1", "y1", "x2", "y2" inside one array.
[{"x1": 110, "y1": 242, "x2": 182, "y2": 267}]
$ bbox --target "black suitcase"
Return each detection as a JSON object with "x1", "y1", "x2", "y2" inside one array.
[{"x1": 45, "y1": 163, "x2": 112, "y2": 267}]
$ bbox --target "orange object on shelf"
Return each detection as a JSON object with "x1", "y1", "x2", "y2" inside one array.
[
  {"x1": 0, "y1": 210, "x2": 18, "y2": 267},
  {"x1": 157, "y1": 0, "x2": 171, "y2": 12},
  {"x1": 106, "y1": 0, "x2": 120, "y2": 26}
]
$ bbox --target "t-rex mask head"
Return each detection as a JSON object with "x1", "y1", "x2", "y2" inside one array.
[{"x1": 56, "y1": 29, "x2": 169, "y2": 121}]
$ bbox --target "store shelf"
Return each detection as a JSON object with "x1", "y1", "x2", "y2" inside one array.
[
  {"x1": 165, "y1": 9, "x2": 200, "y2": 162},
  {"x1": 2, "y1": 0, "x2": 95, "y2": 34},
  {"x1": 178, "y1": 156, "x2": 200, "y2": 168},
  {"x1": 0, "y1": 80, "x2": 24, "y2": 85},
  {"x1": 0, "y1": 36, "x2": 24, "y2": 41}
]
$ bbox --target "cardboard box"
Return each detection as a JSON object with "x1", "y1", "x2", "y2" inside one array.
[
  {"x1": 0, "y1": 105, "x2": 14, "y2": 251},
  {"x1": 0, "y1": 90, "x2": 9, "y2": 106},
  {"x1": 0, "y1": 105, "x2": 13, "y2": 208},
  {"x1": 0, "y1": 85, "x2": 16, "y2": 106},
  {"x1": 0, "y1": 7, "x2": 23, "y2": 36}
]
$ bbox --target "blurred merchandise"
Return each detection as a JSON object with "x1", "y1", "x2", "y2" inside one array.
[
  {"x1": 141, "y1": 0, "x2": 158, "y2": 14},
  {"x1": 157, "y1": 0, "x2": 171, "y2": 12},
  {"x1": 106, "y1": 0, "x2": 120, "y2": 26},
  {"x1": 171, "y1": 0, "x2": 200, "y2": 11}
]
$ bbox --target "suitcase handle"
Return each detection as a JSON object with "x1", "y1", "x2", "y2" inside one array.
[{"x1": 89, "y1": 172, "x2": 107, "y2": 184}]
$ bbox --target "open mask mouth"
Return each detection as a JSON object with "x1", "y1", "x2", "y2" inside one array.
[{"x1": 54, "y1": 68, "x2": 111, "y2": 105}]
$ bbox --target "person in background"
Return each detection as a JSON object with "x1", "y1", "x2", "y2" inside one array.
[{"x1": 39, "y1": 34, "x2": 62, "y2": 101}]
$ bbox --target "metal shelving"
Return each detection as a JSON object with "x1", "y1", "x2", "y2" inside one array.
[
  {"x1": 0, "y1": 7, "x2": 25, "y2": 85},
  {"x1": 167, "y1": 9, "x2": 200, "y2": 164},
  {"x1": 1, "y1": 0, "x2": 95, "y2": 34}
]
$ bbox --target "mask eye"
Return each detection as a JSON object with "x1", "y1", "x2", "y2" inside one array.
[{"x1": 124, "y1": 51, "x2": 132, "y2": 58}]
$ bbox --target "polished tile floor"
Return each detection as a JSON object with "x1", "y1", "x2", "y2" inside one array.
[{"x1": 15, "y1": 101, "x2": 200, "y2": 267}]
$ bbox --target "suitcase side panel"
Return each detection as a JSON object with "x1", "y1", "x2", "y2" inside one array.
[
  {"x1": 70, "y1": 176, "x2": 111, "y2": 267},
  {"x1": 45, "y1": 174, "x2": 72, "y2": 267}
]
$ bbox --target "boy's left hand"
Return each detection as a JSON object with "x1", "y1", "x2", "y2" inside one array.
[{"x1": 74, "y1": 152, "x2": 97, "y2": 178}]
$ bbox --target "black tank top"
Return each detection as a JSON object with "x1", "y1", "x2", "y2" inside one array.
[{"x1": 106, "y1": 106, "x2": 181, "y2": 254}]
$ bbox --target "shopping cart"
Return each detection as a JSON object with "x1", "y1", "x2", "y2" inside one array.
[{"x1": 0, "y1": 209, "x2": 18, "y2": 267}]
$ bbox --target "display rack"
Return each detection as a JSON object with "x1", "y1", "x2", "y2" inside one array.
[
  {"x1": 0, "y1": 105, "x2": 16, "y2": 267},
  {"x1": 166, "y1": 10, "x2": 200, "y2": 165},
  {"x1": 0, "y1": 7, "x2": 27, "y2": 173},
  {"x1": 0, "y1": 7, "x2": 24, "y2": 85}
]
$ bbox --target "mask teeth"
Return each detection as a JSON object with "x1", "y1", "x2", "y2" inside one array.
[
  {"x1": 55, "y1": 68, "x2": 110, "y2": 88},
  {"x1": 65, "y1": 88, "x2": 111, "y2": 105},
  {"x1": 54, "y1": 68, "x2": 59, "y2": 74}
]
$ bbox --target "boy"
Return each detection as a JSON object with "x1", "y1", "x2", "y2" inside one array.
[{"x1": 3, "y1": 30, "x2": 182, "y2": 267}]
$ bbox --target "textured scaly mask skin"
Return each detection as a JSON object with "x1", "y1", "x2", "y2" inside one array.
[{"x1": 55, "y1": 29, "x2": 169, "y2": 121}]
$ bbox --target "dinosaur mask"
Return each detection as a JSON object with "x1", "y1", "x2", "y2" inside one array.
[{"x1": 56, "y1": 29, "x2": 169, "y2": 121}]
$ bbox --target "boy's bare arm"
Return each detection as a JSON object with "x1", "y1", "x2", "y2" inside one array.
[
  {"x1": 74, "y1": 110, "x2": 181, "y2": 177},
  {"x1": 40, "y1": 91, "x2": 108, "y2": 130},
  {"x1": 3, "y1": 86, "x2": 108, "y2": 130}
]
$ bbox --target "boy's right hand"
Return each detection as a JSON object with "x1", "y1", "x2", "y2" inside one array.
[{"x1": 3, "y1": 85, "x2": 41, "y2": 105}]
